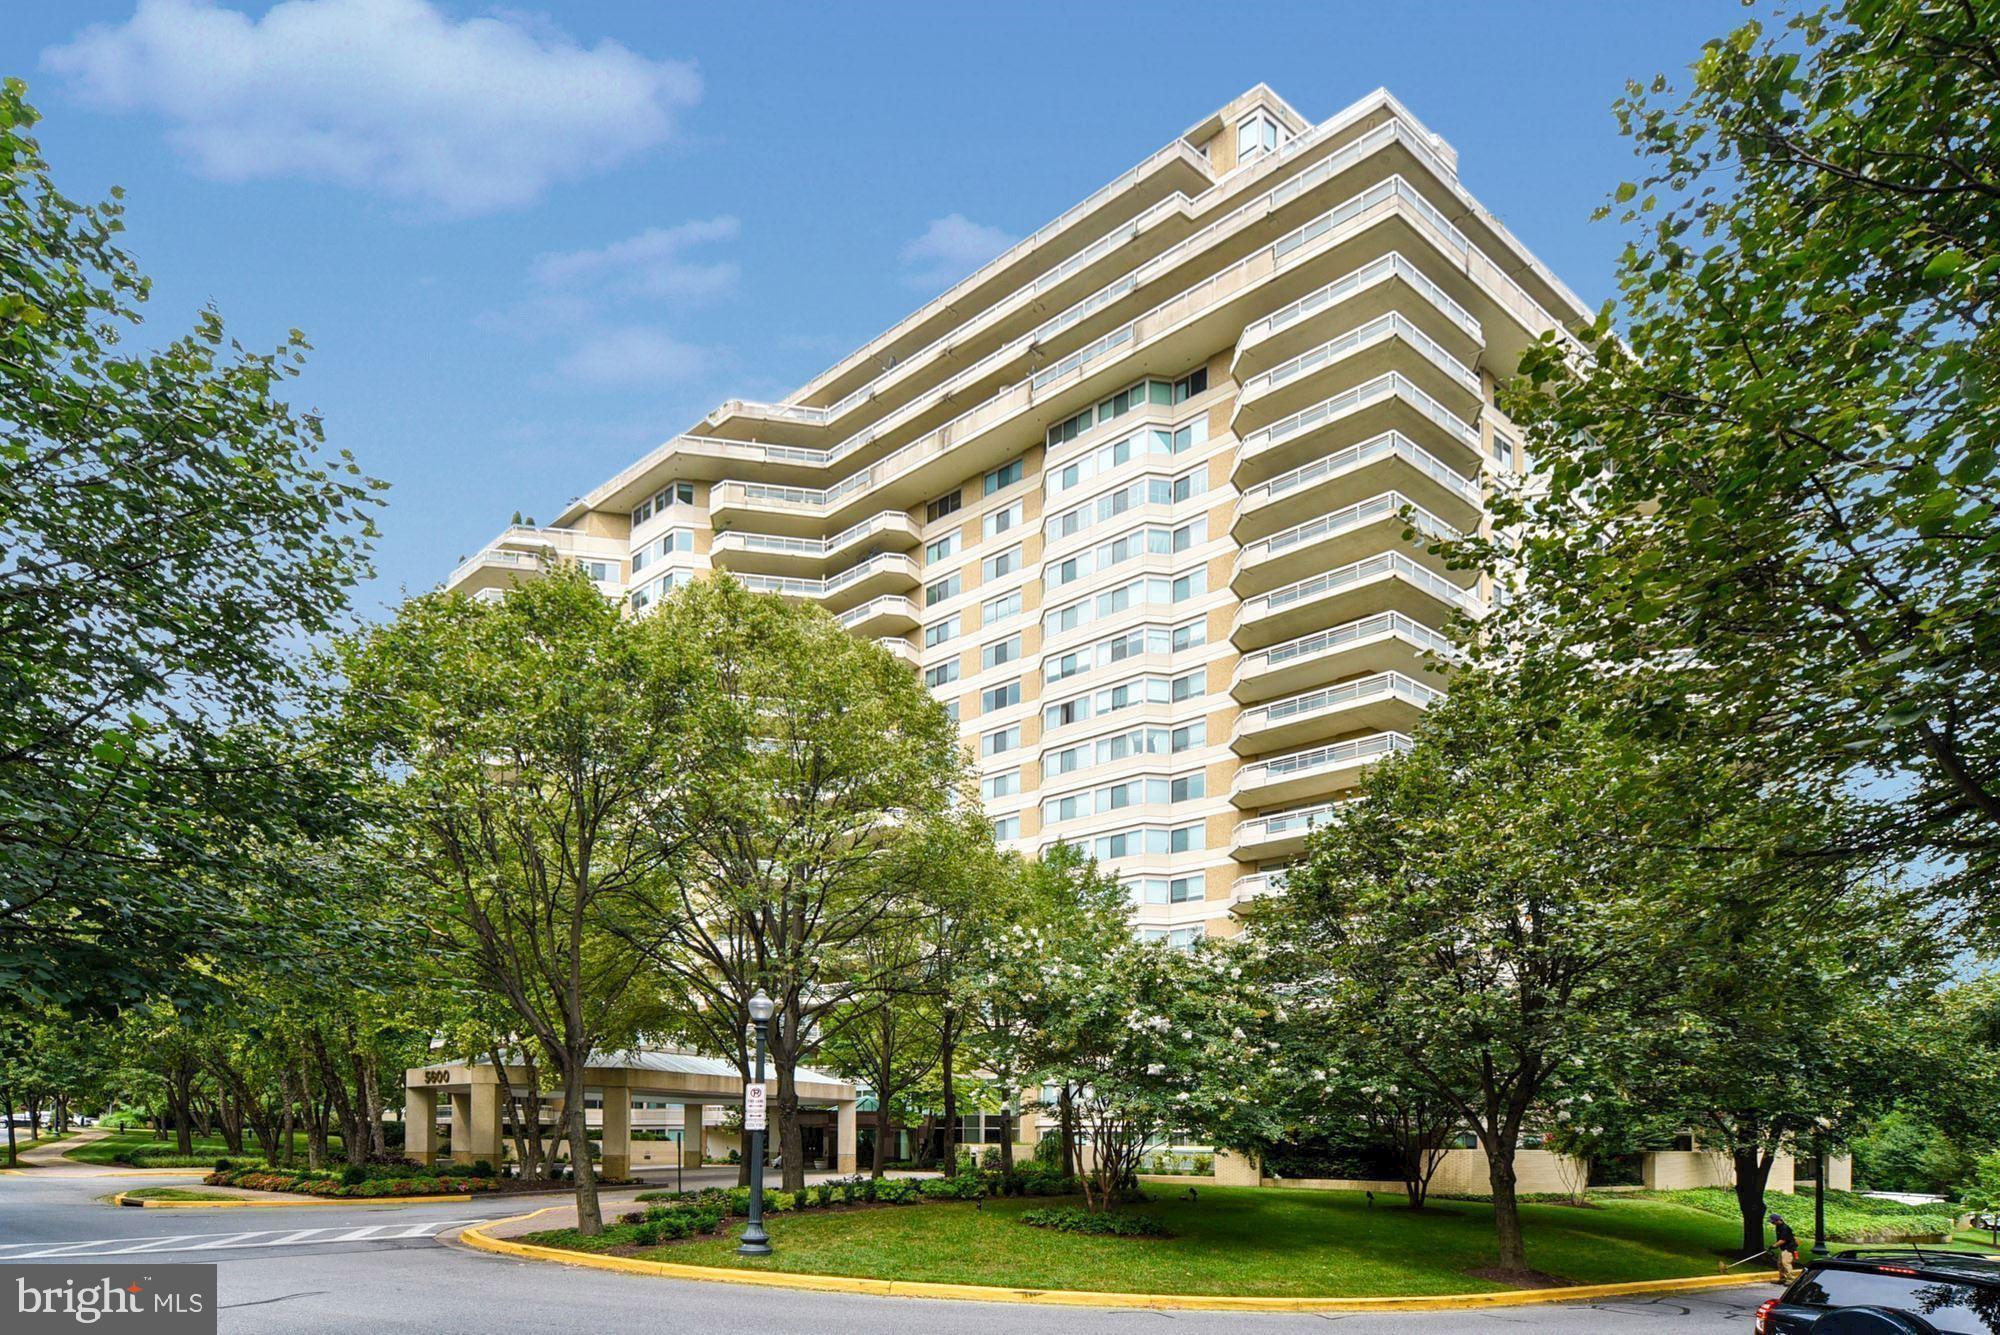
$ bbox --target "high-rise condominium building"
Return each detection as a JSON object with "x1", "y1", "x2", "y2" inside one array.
[{"x1": 445, "y1": 86, "x2": 1589, "y2": 947}]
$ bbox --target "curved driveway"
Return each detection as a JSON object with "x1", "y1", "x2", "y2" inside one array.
[{"x1": 0, "y1": 1166, "x2": 1773, "y2": 1333}]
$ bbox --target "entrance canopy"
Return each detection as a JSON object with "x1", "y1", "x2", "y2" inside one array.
[{"x1": 403, "y1": 1047, "x2": 858, "y2": 1176}]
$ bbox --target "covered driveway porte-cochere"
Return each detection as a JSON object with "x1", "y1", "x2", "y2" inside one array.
[{"x1": 403, "y1": 1049, "x2": 859, "y2": 1178}]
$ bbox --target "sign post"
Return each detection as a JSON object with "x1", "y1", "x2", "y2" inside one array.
[{"x1": 738, "y1": 990, "x2": 776, "y2": 1256}]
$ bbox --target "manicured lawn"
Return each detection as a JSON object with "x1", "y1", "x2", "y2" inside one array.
[
  {"x1": 643, "y1": 1188, "x2": 1762, "y2": 1297},
  {"x1": 66, "y1": 1130, "x2": 343, "y2": 1165},
  {"x1": 122, "y1": 1188, "x2": 244, "y2": 1202}
]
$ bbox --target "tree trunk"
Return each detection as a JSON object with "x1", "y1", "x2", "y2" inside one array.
[
  {"x1": 3, "y1": 1089, "x2": 17, "y2": 1164},
  {"x1": 561, "y1": 1054, "x2": 603, "y2": 1235},
  {"x1": 362, "y1": 1057, "x2": 386, "y2": 1157},
  {"x1": 775, "y1": 1056, "x2": 805, "y2": 1193},
  {"x1": 872, "y1": 1104, "x2": 892, "y2": 1177},
  {"x1": 939, "y1": 1015, "x2": 957, "y2": 1171},
  {"x1": 1733, "y1": 1143, "x2": 1775, "y2": 1258},
  {"x1": 1485, "y1": 1141, "x2": 1528, "y2": 1274},
  {"x1": 997, "y1": 1078, "x2": 1015, "y2": 1176},
  {"x1": 168, "y1": 1060, "x2": 195, "y2": 1155},
  {"x1": 1058, "y1": 1085, "x2": 1076, "y2": 1180}
]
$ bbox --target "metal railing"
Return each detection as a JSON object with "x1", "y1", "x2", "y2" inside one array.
[
  {"x1": 1241, "y1": 370, "x2": 1478, "y2": 460},
  {"x1": 1239, "y1": 611, "x2": 1461, "y2": 679},
  {"x1": 1241, "y1": 311, "x2": 1478, "y2": 401},
  {"x1": 1237, "y1": 732, "x2": 1414, "y2": 790},
  {"x1": 1240, "y1": 551, "x2": 1482, "y2": 623},
  {"x1": 1237, "y1": 672, "x2": 1441, "y2": 736},
  {"x1": 1240, "y1": 431, "x2": 1479, "y2": 510},
  {"x1": 1234, "y1": 802, "x2": 1343, "y2": 846},
  {"x1": 838, "y1": 595, "x2": 920, "y2": 630},
  {"x1": 1240, "y1": 492, "x2": 1460, "y2": 567},
  {"x1": 1243, "y1": 250, "x2": 1481, "y2": 347}
]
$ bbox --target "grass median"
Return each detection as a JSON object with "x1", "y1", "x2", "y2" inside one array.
[{"x1": 531, "y1": 1186, "x2": 1772, "y2": 1297}]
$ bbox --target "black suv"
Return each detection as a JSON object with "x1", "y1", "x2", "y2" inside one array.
[{"x1": 1756, "y1": 1250, "x2": 2000, "y2": 1333}]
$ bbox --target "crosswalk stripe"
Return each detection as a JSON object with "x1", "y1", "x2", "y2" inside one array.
[{"x1": 2, "y1": 1220, "x2": 483, "y2": 1259}]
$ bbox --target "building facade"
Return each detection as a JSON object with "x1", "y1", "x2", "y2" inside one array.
[{"x1": 445, "y1": 86, "x2": 1590, "y2": 946}]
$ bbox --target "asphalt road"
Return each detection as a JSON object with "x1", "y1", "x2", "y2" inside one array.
[{"x1": 0, "y1": 1165, "x2": 1774, "y2": 1333}]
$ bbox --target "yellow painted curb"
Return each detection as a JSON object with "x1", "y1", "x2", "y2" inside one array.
[
  {"x1": 113, "y1": 1191, "x2": 474, "y2": 1209},
  {"x1": 457, "y1": 1209, "x2": 1780, "y2": 1312}
]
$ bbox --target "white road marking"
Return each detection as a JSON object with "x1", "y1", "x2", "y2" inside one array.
[{"x1": 4, "y1": 1220, "x2": 480, "y2": 1260}]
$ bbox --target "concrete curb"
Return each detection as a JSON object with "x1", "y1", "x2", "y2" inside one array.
[
  {"x1": 456, "y1": 1207, "x2": 1781, "y2": 1311},
  {"x1": 113, "y1": 1190, "x2": 475, "y2": 1209}
]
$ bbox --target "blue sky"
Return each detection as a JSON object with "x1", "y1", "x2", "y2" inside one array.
[{"x1": 5, "y1": 0, "x2": 1747, "y2": 618}]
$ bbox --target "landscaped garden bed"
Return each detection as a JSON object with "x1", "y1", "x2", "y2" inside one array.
[
  {"x1": 1643, "y1": 1188, "x2": 1957, "y2": 1243},
  {"x1": 204, "y1": 1159, "x2": 642, "y2": 1199},
  {"x1": 518, "y1": 1184, "x2": 1822, "y2": 1297}
]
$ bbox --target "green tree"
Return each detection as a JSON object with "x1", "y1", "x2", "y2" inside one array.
[
  {"x1": 1, "y1": 81, "x2": 384, "y2": 1011},
  {"x1": 1451, "y1": 0, "x2": 2000, "y2": 913},
  {"x1": 337, "y1": 567, "x2": 694, "y2": 1234},
  {"x1": 622, "y1": 576, "x2": 965, "y2": 1193},
  {"x1": 1261, "y1": 669, "x2": 1669, "y2": 1276}
]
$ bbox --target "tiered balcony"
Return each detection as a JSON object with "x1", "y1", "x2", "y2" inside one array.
[
  {"x1": 445, "y1": 526, "x2": 626, "y2": 598},
  {"x1": 1234, "y1": 430, "x2": 1480, "y2": 542},
  {"x1": 736, "y1": 551, "x2": 919, "y2": 613},
  {"x1": 1231, "y1": 311, "x2": 1481, "y2": 438},
  {"x1": 1235, "y1": 369, "x2": 1482, "y2": 487},
  {"x1": 1231, "y1": 802, "x2": 1345, "y2": 860},
  {"x1": 1232, "y1": 672, "x2": 1440, "y2": 755},
  {"x1": 1230, "y1": 870, "x2": 1290, "y2": 905},
  {"x1": 1230, "y1": 250, "x2": 1482, "y2": 382},
  {"x1": 1232, "y1": 611, "x2": 1459, "y2": 703},
  {"x1": 1232, "y1": 492, "x2": 1460, "y2": 596},
  {"x1": 1234, "y1": 550, "x2": 1481, "y2": 649},
  {"x1": 1232, "y1": 731, "x2": 1413, "y2": 807},
  {"x1": 560, "y1": 161, "x2": 1561, "y2": 531},
  {"x1": 709, "y1": 510, "x2": 919, "y2": 575},
  {"x1": 837, "y1": 596, "x2": 921, "y2": 637}
]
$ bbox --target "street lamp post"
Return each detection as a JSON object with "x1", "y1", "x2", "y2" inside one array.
[{"x1": 738, "y1": 989, "x2": 776, "y2": 1257}]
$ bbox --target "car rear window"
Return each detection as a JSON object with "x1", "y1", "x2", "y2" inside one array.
[{"x1": 1793, "y1": 1268, "x2": 2000, "y2": 1333}]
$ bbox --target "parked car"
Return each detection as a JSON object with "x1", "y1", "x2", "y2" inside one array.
[{"x1": 1756, "y1": 1250, "x2": 2000, "y2": 1333}]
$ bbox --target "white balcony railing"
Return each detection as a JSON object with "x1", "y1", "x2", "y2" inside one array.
[
  {"x1": 1241, "y1": 311, "x2": 1478, "y2": 402},
  {"x1": 1241, "y1": 370, "x2": 1478, "y2": 461},
  {"x1": 1232, "y1": 870, "x2": 1290, "y2": 902},
  {"x1": 1241, "y1": 431, "x2": 1479, "y2": 511},
  {"x1": 1235, "y1": 802, "x2": 1343, "y2": 846},
  {"x1": 1239, "y1": 611, "x2": 1461, "y2": 680},
  {"x1": 838, "y1": 595, "x2": 920, "y2": 631},
  {"x1": 1237, "y1": 672, "x2": 1441, "y2": 737},
  {"x1": 1241, "y1": 493, "x2": 1460, "y2": 568},
  {"x1": 737, "y1": 551, "x2": 915, "y2": 601},
  {"x1": 1237, "y1": 732, "x2": 1413, "y2": 791},
  {"x1": 1242, "y1": 250, "x2": 1481, "y2": 348},
  {"x1": 1240, "y1": 551, "x2": 1482, "y2": 625},
  {"x1": 713, "y1": 510, "x2": 909, "y2": 559}
]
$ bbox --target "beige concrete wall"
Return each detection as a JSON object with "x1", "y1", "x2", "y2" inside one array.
[{"x1": 1644, "y1": 1150, "x2": 1737, "y2": 1191}]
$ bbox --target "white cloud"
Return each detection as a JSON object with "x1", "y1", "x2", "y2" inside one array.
[
  {"x1": 531, "y1": 217, "x2": 740, "y2": 301},
  {"x1": 900, "y1": 213, "x2": 1018, "y2": 291},
  {"x1": 554, "y1": 326, "x2": 715, "y2": 386},
  {"x1": 42, "y1": 0, "x2": 701, "y2": 217}
]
